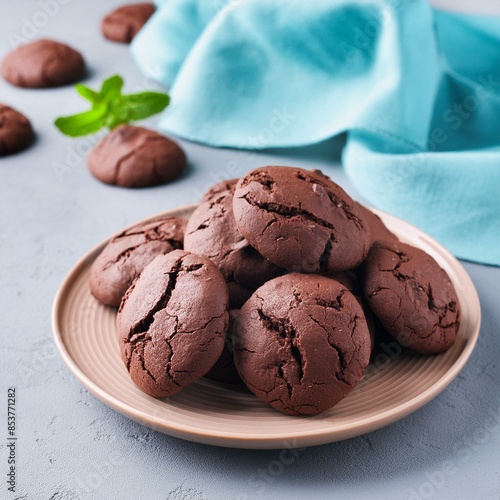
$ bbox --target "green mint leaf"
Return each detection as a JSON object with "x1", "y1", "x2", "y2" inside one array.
[
  {"x1": 100, "y1": 74, "x2": 124, "y2": 101},
  {"x1": 121, "y1": 92, "x2": 170, "y2": 121},
  {"x1": 54, "y1": 105, "x2": 107, "y2": 137},
  {"x1": 75, "y1": 84, "x2": 99, "y2": 103},
  {"x1": 105, "y1": 106, "x2": 130, "y2": 130},
  {"x1": 54, "y1": 74, "x2": 170, "y2": 137}
]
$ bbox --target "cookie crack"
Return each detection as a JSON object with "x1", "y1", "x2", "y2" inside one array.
[
  {"x1": 291, "y1": 344, "x2": 303, "y2": 382},
  {"x1": 163, "y1": 336, "x2": 181, "y2": 387},
  {"x1": 146, "y1": 227, "x2": 183, "y2": 247},
  {"x1": 315, "y1": 290, "x2": 346, "y2": 310},
  {"x1": 426, "y1": 283, "x2": 460, "y2": 331},
  {"x1": 113, "y1": 147, "x2": 140, "y2": 184},
  {"x1": 137, "y1": 351, "x2": 157, "y2": 382},
  {"x1": 103, "y1": 243, "x2": 143, "y2": 270},
  {"x1": 277, "y1": 362, "x2": 293, "y2": 399},
  {"x1": 388, "y1": 295, "x2": 404, "y2": 328},
  {"x1": 162, "y1": 310, "x2": 226, "y2": 384},
  {"x1": 112, "y1": 136, "x2": 169, "y2": 183},
  {"x1": 256, "y1": 309, "x2": 304, "y2": 383},
  {"x1": 105, "y1": 226, "x2": 182, "y2": 269},
  {"x1": 305, "y1": 312, "x2": 350, "y2": 385},
  {"x1": 115, "y1": 222, "x2": 181, "y2": 242},
  {"x1": 319, "y1": 236, "x2": 334, "y2": 272},
  {"x1": 366, "y1": 286, "x2": 391, "y2": 298},
  {"x1": 260, "y1": 217, "x2": 278, "y2": 236},
  {"x1": 240, "y1": 193, "x2": 335, "y2": 232},
  {"x1": 239, "y1": 171, "x2": 275, "y2": 190},
  {"x1": 234, "y1": 347, "x2": 257, "y2": 354},
  {"x1": 295, "y1": 171, "x2": 365, "y2": 229},
  {"x1": 127, "y1": 256, "x2": 199, "y2": 338},
  {"x1": 187, "y1": 206, "x2": 229, "y2": 235},
  {"x1": 291, "y1": 288, "x2": 302, "y2": 308},
  {"x1": 378, "y1": 247, "x2": 412, "y2": 281},
  {"x1": 208, "y1": 194, "x2": 231, "y2": 210},
  {"x1": 128, "y1": 340, "x2": 158, "y2": 382},
  {"x1": 182, "y1": 312, "x2": 227, "y2": 335},
  {"x1": 125, "y1": 332, "x2": 149, "y2": 370}
]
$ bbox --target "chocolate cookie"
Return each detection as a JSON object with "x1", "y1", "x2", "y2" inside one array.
[
  {"x1": 0, "y1": 104, "x2": 34, "y2": 156},
  {"x1": 101, "y1": 3, "x2": 156, "y2": 43},
  {"x1": 356, "y1": 203, "x2": 398, "y2": 245},
  {"x1": 184, "y1": 179, "x2": 283, "y2": 307},
  {"x1": 233, "y1": 167, "x2": 371, "y2": 273},
  {"x1": 362, "y1": 241, "x2": 460, "y2": 354},
  {"x1": 233, "y1": 274, "x2": 371, "y2": 415},
  {"x1": 88, "y1": 125, "x2": 186, "y2": 188},
  {"x1": 117, "y1": 250, "x2": 229, "y2": 398},
  {"x1": 1, "y1": 39, "x2": 85, "y2": 88},
  {"x1": 205, "y1": 309, "x2": 242, "y2": 384},
  {"x1": 90, "y1": 216, "x2": 186, "y2": 307}
]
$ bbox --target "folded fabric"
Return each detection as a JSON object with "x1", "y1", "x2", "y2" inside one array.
[{"x1": 132, "y1": 0, "x2": 500, "y2": 265}]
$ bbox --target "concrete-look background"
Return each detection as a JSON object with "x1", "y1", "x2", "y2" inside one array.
[{"x1": 0, "y1": 1, "x2": 499, "y2": 499}]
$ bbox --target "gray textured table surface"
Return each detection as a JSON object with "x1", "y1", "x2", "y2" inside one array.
[{"x1": 1, "y1": 1, "x2": 499, "y2": 499}]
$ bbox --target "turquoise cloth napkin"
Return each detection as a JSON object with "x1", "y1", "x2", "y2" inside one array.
[{"x1": 132, "y1": 0, "x2": 500, "y2": 265}]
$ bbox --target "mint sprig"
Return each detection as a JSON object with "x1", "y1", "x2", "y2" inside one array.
[{"x1": 54, "y1": 75, "x2": 170, "y2": 137}]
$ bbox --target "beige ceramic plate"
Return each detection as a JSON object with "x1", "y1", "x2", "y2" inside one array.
[{"x1": 52, "y1": 205, "x2": 480, "y2": 449}]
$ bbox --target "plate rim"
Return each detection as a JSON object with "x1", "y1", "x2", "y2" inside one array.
[{"x1": 52, "y1": 205, "x2": 481, "y2": 449}]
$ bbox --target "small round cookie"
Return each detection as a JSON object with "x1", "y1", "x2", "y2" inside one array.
[
  {"x1": 233, "y1": 273, "x2": 371, "y2": 415},
  {"x1": 1, "y1": 39, "x2": 85, "y2": 88},
  {"x1": 88, "y1": 125, "x2": 186, "y2": 188},
  {"x1": 233, "y1": 166, "x2": 371, "y2": 273},
  {"x1": 205, "y1": 309, "x2": 242, "y2": 384},
  {"x1": 0, "y1": 104, "x2": 34, "y2": 156},
  {"x1": 117, "y1": 250, "x2": 229, "y2": 398},
  {"x1": 184, "y1": 179, "x2": 283, "y2": 307},
  {"x1": 361, "y1": 241, "x2": 460, "y2": 354},
  {"x1": 101, "y1": 3, "x2": 156, "y2": 43},
  {"x1": 90, "y1": 216, "x2": 187, "y2": 307},
  {"x1": 355, "y1": 202, "x2": 398, "y2": 245}
]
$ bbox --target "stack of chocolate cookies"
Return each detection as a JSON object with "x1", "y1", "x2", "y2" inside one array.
[{"x1": 90, "y1": 166, "x2": 461, "y2": 416}]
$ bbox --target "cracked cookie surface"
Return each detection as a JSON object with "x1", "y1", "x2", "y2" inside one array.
[
  {"x1": 0, "y1": 104, "x2": 34, "y2": 156},
  {"x1": 233, "y1": 166, "x2": 371, "y2": 273},
  {"x1": 1, "y1": 39, "x2": 84, "y2": 88},
  {"x1": 88, "y1": 125, "x2": 186, "y2": 187},
  {"x1": 101, "y1": 3, "x2": 156, "y2": 43},
  {"x1": 90, "y1": 216, "x2": 187, "y2": 307},
  {"x1": 184, "y1": 179, "x2": 283, "y2": 307},
  {"x1": 117, "y1": 250, "x2": 229, "y2": 398},
  {"x1": 361, "y1": 241, "x2": 460, "y2": 354},
  {"x1": 233, "y1": 273, "x2": 371, "y2": 415}
]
